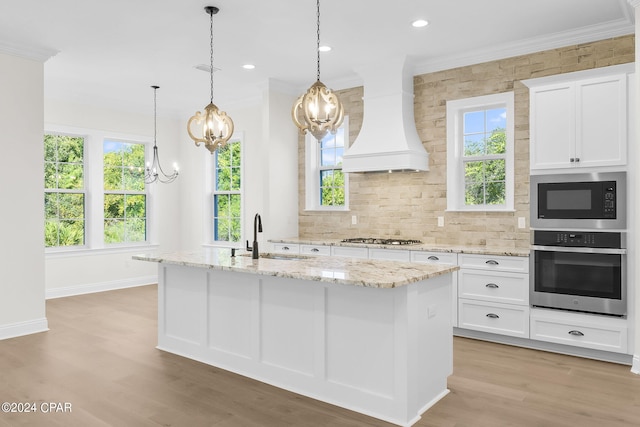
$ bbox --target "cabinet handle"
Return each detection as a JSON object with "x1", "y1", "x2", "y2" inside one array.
[
  {"x1": 282, "y1": 246, "x2": 290, "y2": 251},
  {"x1": 427, "y1": 255, "x2": 440, "y2": 261},
  {"x1": 485, "y1": 260, "x2": 499, "y2": 265},
  {"x1": 575, "y1": 158, "x2": 580, "y2": 163},
  {"x1": 311, "y1": 248, "x2": 319, "y2": 252},
  {"x1": 568, "y1": 330, "x2": 584, "y2": 337},
  {"x1": 486, "y1": 313, "x2": 500, "y2": 319},
  {"x1": 570, "y1": 157, "x2": 575, "y2": 163},
  {"x1": 485, "y1": 283, "x2": 499, "y2": 289}
]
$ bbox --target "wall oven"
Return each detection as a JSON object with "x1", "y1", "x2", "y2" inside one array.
[
  {"x1": 530, "y1": 172, "x2": 626, "y2": 230},
  {"x1": 530, "y1": 230, "x2": 626, "y2": 316}
]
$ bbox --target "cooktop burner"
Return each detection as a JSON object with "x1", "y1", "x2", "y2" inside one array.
[{"x1": 341, "y1": 238, "x2": 422, "y2": 245}]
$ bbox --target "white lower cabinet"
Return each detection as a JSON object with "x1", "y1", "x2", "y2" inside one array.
[
  {"x1": 368, "y1": 248, "x2": 411, "y2": 261},
  {"x1": 272, "y1": 243, "x2": 300, "y2": 254},
  {"x1": 530, "y1": 308, "x2": 628, "y2": 353},
  {"x1": 300, "y1": 244, "x2": 330, "y2": 256},
  {"x1": 458, "y1": 300, "x2": 529, "y2": 338},
  {"x1": 331, "y1": 245, "x2": 369, "y2": 259},
  {"x1": 457, "y1": 254, "x2": 530, "y2": 338}
]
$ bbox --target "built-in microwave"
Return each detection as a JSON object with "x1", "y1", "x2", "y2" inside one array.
[{"x1": 530, "y1": 172, "x2": 626, "y2": 230}]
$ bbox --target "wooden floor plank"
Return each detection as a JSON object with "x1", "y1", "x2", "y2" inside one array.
[{"x1": 1, "y1": 284, "x2": 639, "y2": 426}]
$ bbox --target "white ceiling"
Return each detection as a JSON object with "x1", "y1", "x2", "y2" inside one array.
[{"x1": 0, "y1": 0, "x2": 635, "y2": 119}]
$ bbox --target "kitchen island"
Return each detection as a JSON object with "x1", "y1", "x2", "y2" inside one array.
[{"x1": 133, "y1": 249, "x2": 458, "y2": 427}]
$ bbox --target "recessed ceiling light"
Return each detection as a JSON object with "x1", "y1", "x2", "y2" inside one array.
[
  {"x1": 318, "y1": 45, "x2": 332, "y2": 52},
  {"x1": 411, "y1": 19, "x2": 429, "y2": 28},
  {"x1": 242, "y1": 64, "x2": 256, "y2": 70}
]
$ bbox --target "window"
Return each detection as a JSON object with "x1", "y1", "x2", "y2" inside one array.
[
  {"x1": 305, "y1": 118, "x2": 349, "y2": 210},
  {"x1": 44, "y1": 134, "x2": 85, "y2": 247},
  {"x1": 446, "y1": 93, "x2": 514, "y2": 211},
  {"x1": 213, "y1": 141, "x2": 242, "y2": 242},
  {"x1": 103, "y1": 140, "x2": 147, "y2": 244}
]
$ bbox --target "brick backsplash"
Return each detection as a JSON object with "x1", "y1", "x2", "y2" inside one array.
[{"x1": 298, "y1": 35, "x2": 634, "y2": 251}]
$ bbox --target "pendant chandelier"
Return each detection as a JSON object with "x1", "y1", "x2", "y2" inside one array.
[
  {"x1": 292, "y1": 0, "x2": 344, "y2": 141},
  {"x1": 145, "y1": 85, "x2": 179, "y2": 184},
  {"x1": 187, "y1": 6, "x2": 234, "y2": 154}
]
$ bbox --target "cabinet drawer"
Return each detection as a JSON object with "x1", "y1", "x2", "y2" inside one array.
[
  {"x1": 458, "y1": 270, "x2": 528, "y2": 305},
  {"x1": 272, "y1": 243, "x2": 300, "y2": 254},
  {"x1": 368, "y1": 248, "x2": 411, "y2": 262},
  {"x1": 458, "y1": 300, "x2": 529, "y2": 338},
  {"x1": 458, "y1": 254, "x2": 529, "y2": 273},
  {"x1": 300, "y1": 244, "x2": 330, "y2": 256},
  {"x1": 411, "y1": 251, "x2": 457, "y2": 265},
  {"x1": 530, "y1": 309, "x2": 628, "y2": 353},
  {"x1": 331, "y1": 246, "x2": 368, "y2": 259}
]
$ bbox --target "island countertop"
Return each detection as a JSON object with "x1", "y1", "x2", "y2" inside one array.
[{"x1": 133, "y1": 248, "x2": 459, "y2": 289}]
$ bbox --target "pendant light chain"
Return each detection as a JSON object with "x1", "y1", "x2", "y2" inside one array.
[
  {"x1": 153, "y1": 86, "x2": 158, "y2": 147},
  {"x1": 209, "y1": 10, "x2": 215, "y2": 104},
  {"x1": 316, "y1": 0, "x2": 321, "y2": 82}
]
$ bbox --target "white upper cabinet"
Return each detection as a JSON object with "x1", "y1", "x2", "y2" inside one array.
[{"x1": 527, "y1": 65, "x2": 631, "y2": 171}]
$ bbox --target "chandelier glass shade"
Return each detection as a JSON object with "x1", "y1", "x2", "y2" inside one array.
[
  {"x1": 145, "y1": 85, "x2": 178, "y2": 184},
  {"x1": 292, "y1": 0, "x2": 344, "y2": 141},
  {"x1": 187, "y1": 6, "x2": 234, "y2": 154}
]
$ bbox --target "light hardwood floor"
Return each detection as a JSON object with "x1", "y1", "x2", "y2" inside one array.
[{"x1": 1, "y1": 284, "x2": 639, "y2": 426}]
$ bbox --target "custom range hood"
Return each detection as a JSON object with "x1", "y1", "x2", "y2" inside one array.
[{"x1": 342, "y1": 56, "x2": 429, "y2": 173}]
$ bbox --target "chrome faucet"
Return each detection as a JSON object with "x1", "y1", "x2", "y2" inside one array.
[{"x1": 246, "y1": 213, "x2": 263, "y2": 259}]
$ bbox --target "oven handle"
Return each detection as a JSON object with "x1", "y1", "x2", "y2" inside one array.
[{"x1": 531, "y1": 245, "x2": 626, "y2": 255}]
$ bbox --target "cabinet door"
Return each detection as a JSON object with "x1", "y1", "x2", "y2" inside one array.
[
  {"x1": 576, "y1": 75, "x2": 627, "y2": 168},
  {"x1": 530, "y1": 82, "x2": 575, "y2": 170}
]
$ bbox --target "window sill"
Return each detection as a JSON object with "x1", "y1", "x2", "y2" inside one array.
[
  {"x1": 445, "y1": 208, "x2": 516, "y2": 213},
  {"x1": 304, "y1": 207, "x2": 350, "y2": 213},
  {"x1": 45, "y1": 243, "x2": 159, "y2": 259}
]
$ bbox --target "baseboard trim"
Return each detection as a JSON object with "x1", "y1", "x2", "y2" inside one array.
[
  {"x1": 631, "y1": 355, "x2": 640, "y2": 374},
  {"x1": 46, "y1": 276, "x2": 158, "y2": 299},
  {"x1": 0, "y1": 317, "x2": 49, "y2": 340}
]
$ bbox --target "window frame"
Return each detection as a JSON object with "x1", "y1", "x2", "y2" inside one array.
[
  {"x1": 446, "y1": 92, "x2": 514, "y2": 212},
  {"x1": 304, "y1": 116, "x2": 349, "y2": 211},
  {"x1": 44, "y1": 124, "x2": 156, "y2": 256}
]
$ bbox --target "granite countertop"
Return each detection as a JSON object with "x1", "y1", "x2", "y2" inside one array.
[
  {"x1": 269, "y1": 237, "x2": 530, "y2": 257},
  {"x1": 133, "y1": 248, "x2": 459, "y2": 289}
]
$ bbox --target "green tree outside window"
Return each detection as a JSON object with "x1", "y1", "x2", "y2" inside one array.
[
  {"x1": 103, "y1": 141, "x2": 146, "y2": 243},
  {"x1": 44, "y1": 134, "x2": 85, "y2": 247},
  {"x1": 214, "y1": 142, "x2": 242, "y2": 242},
  {"x1": 319, "y1": 129, "x2": 345, "y2": 206}
]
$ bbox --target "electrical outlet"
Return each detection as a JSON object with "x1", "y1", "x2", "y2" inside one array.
[
  {"x1": 351, "y1": 215, "x2": 357, "y2": 225},
  {"x1": 437, "y1": 216, "x2": 444, "y2": 227},
  {"x1": 518, "y1": 217, "x2": 526, "y2": 229}
]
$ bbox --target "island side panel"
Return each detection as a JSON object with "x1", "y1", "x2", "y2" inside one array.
[{"x1": 156, "y1": 263, "x2": 453, "y2": 427}]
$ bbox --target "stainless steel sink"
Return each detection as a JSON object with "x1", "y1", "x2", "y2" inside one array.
[{"x1": 238, "y1": 252, "x2": 310, "y2": 261}]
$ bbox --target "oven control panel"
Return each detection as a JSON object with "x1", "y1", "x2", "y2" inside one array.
[{"x1": 533, "y1": 230, "x2": 622, "y2": 249}]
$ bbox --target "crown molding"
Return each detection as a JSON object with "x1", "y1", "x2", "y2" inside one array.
[
  {"x1": 0, "y1": 40, "x2": 58, "y2": 62},
  {"x1": 414, "y1": 18, "x2": 634, "y2": 76}
]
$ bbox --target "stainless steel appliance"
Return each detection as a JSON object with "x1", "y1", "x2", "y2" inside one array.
[
  {"x1": 530, "y1": 172, "x2": 626, "y2": 230},
  {"x1": 530, "y1": 230, "x2": 626, "y2": 316},
  {"x1": 341, "y1": 238, "x2": 422, "y2": 245}
]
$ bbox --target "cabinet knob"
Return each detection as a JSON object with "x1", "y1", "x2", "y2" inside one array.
[
  {"x1": 570, "y1": 158, "x2": 575, "y2": 162},
  {"x1": 575, "y1": 157, "x2": 580, "y2": 162},
  {"x1": 568, "y1": 330, "x2": 584, "y2": 337},
  {"x1": 485, "y1": 260, "x2": 499, "y2": 265},
  {"x1": 486, "y1": 313, "x2": 500, "y2": 319},
  {"x1": 427, "y1": 255, "x2": 440, "y2": 261},
  {"x1": 485, "y1": 283, "x2": 499, "y2": 289}
]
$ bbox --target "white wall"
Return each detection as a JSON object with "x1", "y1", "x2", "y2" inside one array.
[
  {"x1": 43, "y1": 99, "x2": 182, "y2": 297},
  {"x1": 0, "y1": 52, "x2": 48, "y2": 338}
]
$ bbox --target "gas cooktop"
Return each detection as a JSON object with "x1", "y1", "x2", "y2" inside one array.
[{"x1": 341, "y1": 238, "x2": 422, "y2": 245}]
